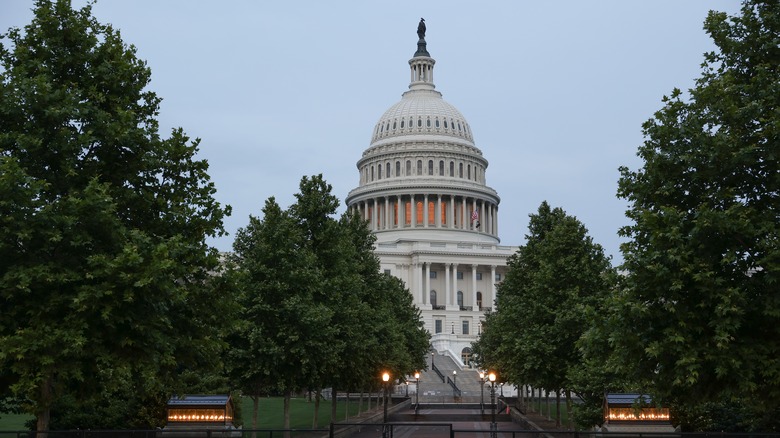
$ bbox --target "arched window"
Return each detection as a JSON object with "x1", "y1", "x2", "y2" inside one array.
[
  {"x1": 467, "y1": 164, "x2": 471, "y2": 180},
  {"x1": 417, "y1": 117, "x2": 422, "y2": 127},
  {"x1": 396, "y1": 161, "x2": 401, "y2": 177},
  {"x1": 439, "y1": 160, "x2": 444, "y2": 176},
  {"x1": 450, "y1": 161, "x2": 454, "y2": 176},
  {"x1": 428, "y1": 160, "x2": 433, "y2": 175},
  {"x1": 386, "y1": 162, "x2": 391, "y2": 177},
  {"x1": 457, "y1": 291, "x2": 464, "y2": 307},
  {"x1": 417, "y1": 160, "x2": 423, "y2": 175},
  {"x1": 401, "y1": 119, "x2": 405, "y2": 128},
  {"x1": 378, "y1": 164, "x2": 382, "y2": 179},
  {"x1": 435, "y1": 118, "x2": 440, "y2": 128},
  {"x1": 371, "y1": 166, "x2": 375, "y2": 181},
  {"x1": 406, "y1": 160, "x2": 411, "y2": 176},
  {"x1": 430, "y1": 290, "x2": 437, "y2": 307},
  {"x1": 459, "y1": 163, "x2": 463, "y2": 178}
]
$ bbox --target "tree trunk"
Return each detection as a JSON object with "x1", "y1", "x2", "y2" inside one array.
[
  {"x1": 556, "y1": 390, "x2": 561, "y2": 427},
  {"x1": 331, "y1": 388, "x2": 337, "y2": 424},
  {"x1": 546, "y1": 389, "x2": 552, "y2": 421},
  {"x1": 566, "y1": 390, "x2": 573, "y2": 430},
  {"x1": 251, "y1": 395, "x2": 260, "y2": 438},
  {"x1": 284, "y1": 391, "x2": 292, "y2": 438},
  {"x1": 36, "y1": 377, "x2": 52, "y2": 432},
  {"x1": 345, "y1": 392, "x2": 350, "y2": 420},
  {"x1": 312, "y1": 389, "x2": 321, "y2": 428},
  {"x1": 359, "y1": 392, "x2": 364, "y2": 415}
]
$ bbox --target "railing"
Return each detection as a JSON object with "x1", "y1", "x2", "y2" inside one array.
[
  {"x1": 431, "y1": 362, "x2": 445, "y2": 383},
  {"x1": 459, "y1": 305, "x2": 473, "y2": 311},
  {"x1": 432, "y1": 305, "x2": 446, "y2": 310},
  {"x1": 446, "y1": 376, "x2": 462, "y2": 397}
]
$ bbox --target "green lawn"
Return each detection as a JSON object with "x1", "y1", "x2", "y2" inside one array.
[
  {"x1": 0, "y1": 413, "x2": 34, "y2": 431},
  {"x1": 239, "y1": 395, "x2": 379, "y2": 430},
  {"x1": 0, "y1": 396, "x2": 382, "y2": 431}
]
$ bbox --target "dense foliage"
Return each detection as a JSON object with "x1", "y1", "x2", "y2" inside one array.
[
  {"x1": 228, "y1": 175, "x2": 429, "y2": 430},
  {"x1": 0, "y1": 0, "x2": 232, "y2": 430},
  {"x1": 610, "y1": 0, "x2": 780, "y2": 431},
  {"x1": 473, "y1": 201, "x2": 614, "y2": 429}
]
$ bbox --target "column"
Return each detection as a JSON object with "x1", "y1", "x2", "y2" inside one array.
[
  {"x1": 451, "y1": 263, "x2": 459, "y2": 308},
  {"x1": 424, "y1": 262, "x2": 430, "y2": 305},
  {"x1": 480, "y1": 201, "x2": 486, "y2": 233},
  {"x1": 472, "y1": 264, "x2": 478, "y2": 309},
  {"x1": 490, "y1": 265, "x2": 497, "y2": 312},
  {"x1": 423, "y1": 194, "x2": 429, "y2": 227},
  {"x1": 436, "y1": 195, "x2": 442, "y2": 228},
  {"x1": 410, "y1": 194, "x2": 416, "y2": 228},
  {"x1": 385, "y1": 197, "x2": 390, "y2": 230},
  {"x1": 415, "y1": 262, "x2": 423, "y2": 305},
  {"x1": 449, "y1": 195, "x2": 455, "y2": 229},
  {"x1": 397, "y1": 195, "x2": 403, "y2": 229},
  {"x1": 472, "y1": 199, "x2": 478, "y2": 230},
  {"x1": 444, "y1": 263, "x2": 451, "y2": 307}
]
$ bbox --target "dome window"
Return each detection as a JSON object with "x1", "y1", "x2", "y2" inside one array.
[
  {"x1": 417, "y1": 160, "x2": 423, "y2": 175},
  {"x1": 444, "y1": 120, "x2": 448, "y2": 129},
  {"x1": 417, "y1": 118, "x2": 422, "y2": 128},
  {"x1": 439, "y1": 160, "x2": 444, "y2": 176},
  {"x1": 428, "y1": 160, "x2": 433, "y2": 175},
  {"x1": 396, "y1": 161, "x2": 401, "y2": 177},
  {"x1": 458, "y1": 121, "x2": 462, "y2": 131},
  {"x1": 386, "y1": 162, "x2": 391, "y2": 177},
  {"x1": 426, "y1": 118, "x2": 431, "y2": 128},
  {"x1": 409, "y1": 117, "x2": 413, "y2": 128},
  {"x1": 393, "y1": 121, "x2": 397, "y2": 129},
  {"x1": 435, "y1": 118, "x2": 440, "y2": 128},
  {"x1": 400, "y1": 119, "x2": 405, "y2": 128},
  {"x1": 378, "y1": 165, "x2": 382, "y2": 179},
  {"x1": 450, "y1": 161, "x2": 454, "y2": 176}
]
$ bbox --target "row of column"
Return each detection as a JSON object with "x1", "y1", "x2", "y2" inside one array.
[
  {"x1": 411, "y1": 262, "x2": 497, "y2": 312},
  {"x1": 351, "y1": 194, "x2": 498, "y2": 237}
]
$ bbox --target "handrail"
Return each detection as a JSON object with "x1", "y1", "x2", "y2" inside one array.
[
  {"x1": 431, "y1": 362, "x2": 445, "y2": 383},
  {"x1": 446, "y1": 376, "x2": 462, "y2": 397}
]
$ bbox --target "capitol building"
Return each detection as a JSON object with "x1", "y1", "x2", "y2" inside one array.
[{"x1": 345, "y1": 21, "x2": 518, "y2": 367}]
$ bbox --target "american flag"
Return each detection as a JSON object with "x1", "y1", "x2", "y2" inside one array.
[{"x1": 471, "y1": 209, "x2": 478, "y2": 222}]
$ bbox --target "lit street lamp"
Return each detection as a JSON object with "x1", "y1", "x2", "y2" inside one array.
[
  {"x1": 452, "y1": 370, "x2": 457, "y2": 386},
  {"x1": 414, "y1": 372, "x2": 420, "y2": 414},
  {"x1": 489, "y1": 372, "x2": 497, "y2": 438},
  {"x1": 382, "y1": 372, "x2": 390, "y2": 438},
  {"x1": 431, "y1": 351, "x2": 434, "y2": 369},
  {"x1": 405, "y1": 381, "x2": 409, "y2": 397},
  {"x1": 479, "y1": 371, "x2": 485, "y2": 415}
]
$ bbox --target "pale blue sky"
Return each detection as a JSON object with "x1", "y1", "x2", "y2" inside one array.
[{"x1": 0, "y1": 0, "x2": 742, "y2": 265}]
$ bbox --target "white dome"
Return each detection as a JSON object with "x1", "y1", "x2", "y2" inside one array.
[{"x1": 371, "y1": 88, "x2": 474, "y2": 145}]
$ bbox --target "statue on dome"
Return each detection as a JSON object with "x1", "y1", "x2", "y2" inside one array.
[{"x1": 417, "y1": 18, "x2": 426, "y2": 40}]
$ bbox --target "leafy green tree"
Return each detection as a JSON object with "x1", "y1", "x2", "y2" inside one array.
[
  {"x1": 229, "y1": 196, "x2": 331, "y2": 432},
  {"x1": 614, "y1": 1, "x2": 780, "y2": 427},
  {"x1": 473, "y1": 201, "x2": 614, "y2": 427},
  {"x1": 0, "y1": 0, "x2": 230, "y2": 430},
  {"x1": 228, "y1": 176, "x2": 429, "y2": 429}
]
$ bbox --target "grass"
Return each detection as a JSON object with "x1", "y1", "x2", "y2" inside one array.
[
  {"x1": 0, "y1": 396, "x2": 382, "y2": 431},
  {"x1": 0, "y1": 413, "x2": 34, "y2": 431},
  {"x1": 239, "y1": 395, "x2": 379, "y2": 430}
]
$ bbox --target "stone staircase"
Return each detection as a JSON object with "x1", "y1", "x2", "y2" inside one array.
[{"x1": 416, "y1": 351, "x2": 491, "y2": 404}]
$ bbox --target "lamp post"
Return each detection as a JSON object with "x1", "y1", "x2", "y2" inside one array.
[
  {"x1": 414, "y1": 372, "x2": 420, "y2": 414},
  {"x1": 431, "y1": 351, "x2": 434, "y2": 370},
  {"x1": 479, "y1": 372, "x2": 485, "y2": 415},
  {"x1": 452, "y1": 370, "x2": 457, "y2": 386},
  {"x1": 382, "y1": 372, "x2": 390, "y2": 438},
  {"x1": 488, "y1": 372, "x2": 497, "y2": 438}
]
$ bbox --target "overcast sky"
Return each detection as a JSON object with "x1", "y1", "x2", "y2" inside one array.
[{"x1": 1, "y1": 0, "x2": 742, "y2": 265}]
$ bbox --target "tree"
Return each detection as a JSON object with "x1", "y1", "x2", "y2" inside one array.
[
  {"x1": 228, "y1": 175, "x2": 429, "y2": 429},
  {"x1": 614, "y1": 1, "x2": 780, "y2": 427},
  {"x1": 0, "y1": 0, "x2": 231, "y2": 430},
  {"x1": 473, "y1": 201, "x2": 614, "y2": 427},
  {"x1": 229, "y1": 196, "x2": 331, "y2": 432}
]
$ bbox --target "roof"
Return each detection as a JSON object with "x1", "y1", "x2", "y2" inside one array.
[
  {"x1": 167, "y1": 395, "x2": 232, "y2": 407},
  {"x1": 605, "y1": 393, "x2": 654, "y2": 406}
]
